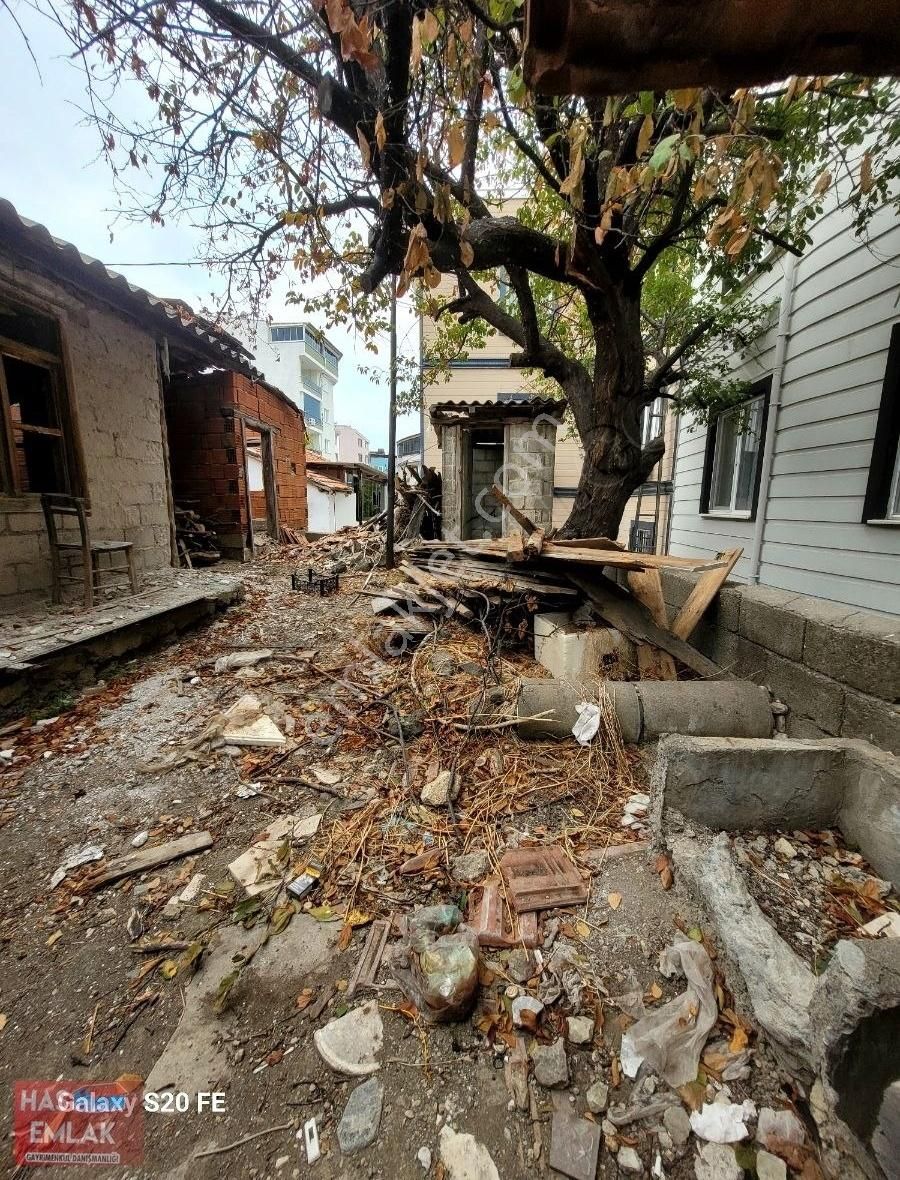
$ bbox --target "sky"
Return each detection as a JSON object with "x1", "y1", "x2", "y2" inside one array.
[{"x1": 0, "y1": 2, "x2": 420, "y2": 449}]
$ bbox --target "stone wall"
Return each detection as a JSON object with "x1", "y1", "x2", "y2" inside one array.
[
  {"x1": 0, "y1": 264, "x2": 174, "y2": 603},
  {"x1": 503, "y1": 419, "x2": 556, "y2": 531},
  {"x1": 165, "y1": 371, "x2": 306, "y2": 558},
  {"x1": 659, "y1": 571, "x2": 900, "y2": 754}
]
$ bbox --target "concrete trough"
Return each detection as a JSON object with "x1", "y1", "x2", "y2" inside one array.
[
  {"x1": 653, "y1": 734, "x2": 900, "y2": 889},
  {"x1": 517, "y1": 678, "x2": 774, "y2": 743}
]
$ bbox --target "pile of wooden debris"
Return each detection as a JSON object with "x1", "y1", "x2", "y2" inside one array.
[
  {"x1": 366, "y1": 484, "x2": 741, "y2": 679},
  {"x1": 175, "y1": 506, "x2": 221, "y2": 566},
  {"x1": 290, "y1": 465, "x2": 442, "y2": 572}
]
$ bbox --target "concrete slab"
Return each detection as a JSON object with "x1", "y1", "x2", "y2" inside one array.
[{"x1": 145, "y1": 913, "x2": 339, "y2": 1094}]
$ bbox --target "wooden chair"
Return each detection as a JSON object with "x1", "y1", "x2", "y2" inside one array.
[{"x1": 41, "y1": 494, "x2": 138, "y2": 608}]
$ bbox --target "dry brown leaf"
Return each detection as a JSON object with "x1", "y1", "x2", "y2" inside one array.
[
  {"x1": 729, "y1": 1025, "x2": 749, "y2": 1053},
  {"x1": 295, "y1": 988, "x2": 315, "y2": 1011},
  {"x1": 448, "y1": 122, "x2": 466, "y2": 169},
  {"x1": 356, "y1": 127, "x2": 371, "y2": 171},
  {"x1": 608, "y1": 892, "x2": 623, "y2": 910},
  {"x1": 375, "y1": 111, "x2": 386, "y2": 153},
  {"x1": 459, "y1": 239, "x2": 474, "y2": 267}
]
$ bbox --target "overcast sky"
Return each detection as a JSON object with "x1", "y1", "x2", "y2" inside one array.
[{"x1": 0, "y1": 2, "x2": 419, "y2": 448}]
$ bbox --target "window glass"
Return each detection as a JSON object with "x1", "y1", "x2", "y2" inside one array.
[
  {"x1": 710, "y1": 408, "x2": 739, "y2": 510},
  {"x1": 734, "y1": 400, "x2": 763, "y2": 511},
  {"x1": 1, "y1": 351, "x2": 69, "y2": 494},
  {"x1": 889, "y1": 446, "x2": 900, "y2": 518}
]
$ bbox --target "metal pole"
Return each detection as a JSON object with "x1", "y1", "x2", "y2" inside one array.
[{"x1": 385, "y1": 276, "x2": 398, "y2": 569}]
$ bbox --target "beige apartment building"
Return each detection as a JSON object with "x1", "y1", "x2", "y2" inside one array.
[{"x1": 420, "y1": 275, "x2": 675, "y2": 550}]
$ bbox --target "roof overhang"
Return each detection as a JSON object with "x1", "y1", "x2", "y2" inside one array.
[
  {"x1": 524, "y1": 0, "x2": 900, "y2": 94},
  {"x1": 429, "y1": 397, "x2": 566, "y2": 430},
  {"x1": 0, "y1": 198, "x2": 258, "y2": 378}
]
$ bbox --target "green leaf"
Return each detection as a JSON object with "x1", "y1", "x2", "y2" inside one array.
[
  {"x1": 649, "y1": 134, "x2": 679, "y2": 173},
  {"x1": 639, "y1": 91, "x2": 654, "y2": 115},
  {"x1": 213, "y1": 970, "x2": 241, "y2": 1014}
]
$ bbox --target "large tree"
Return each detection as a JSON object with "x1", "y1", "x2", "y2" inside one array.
[{"x1": 41, "y1": 0, "x2": 899, "y2": 535}]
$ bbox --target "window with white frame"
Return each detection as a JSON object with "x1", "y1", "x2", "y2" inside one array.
[
  {"x1": 641, "y1": 396, "x2": 664, "y2": 447},
  {"x1": 700, "y1": 380, "x2": 770, "y2": 518}
]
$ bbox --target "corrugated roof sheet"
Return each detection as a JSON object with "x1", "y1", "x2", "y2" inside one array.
[{"x1": 0, "y1": 197, "x2": 257, "y2": 375}]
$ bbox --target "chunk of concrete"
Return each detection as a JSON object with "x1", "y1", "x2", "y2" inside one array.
[
  {"x1": 651, "y1": 735, "x2": 844, "y2": 833},
  {"x1": 616, "y1": 1145, "x2": 643, "y2": 1173},
  {"x1": 314, "y1": 999, "x2": 384, "y2": 1076},
  {"x1": 145, "y1": 914, "x2": 338, "y2": 1094},
  {"x1": 534, "y1": 612, "x2": 636, "y2": 680},
  {"x1": 839, "y1": 741, "x2": 900, "y2": 890},
  {"x1": 586, "y1": 1080, "x2": 609, "y2": 1114},
  {"x1": 756, "y1": 1107, "x2": 806, "y2": 1151},
  {"x1": 566, "y1": 1015, "x2": 595, "y2": 1044},
  {"x1": 337, "y1": 1077, "x2": 383, "y2": 1154},
  {"x1": 438, "y1": 1126, "x2": 500, "y2": 1180},
  {"x1": 450, "y1": 850, "x2": 491, "y2": 882},
  {"x1": 809, "y1": 938, "x2": 900, "y2": 1168},
  {"x1": 421, "y1": 770, "x2": 458, "y2": 807},
  {"x1": 755, "y1": 1151, "x2": 787, "y2": 1180},
  {"x1": 694, "y1": 1142, "x2": 742, "y2": 1180},
  {"x1": 673, "y1": 834, "x2": 816, "y2": 1073},
  {"x1": 532, "y1": 1038, "x2": 569, "y2": 1088},
  {"x1": 549, "y1": 1100, "x2": 602, "y2": 1180},
  {"x1": 664, "y1": 1104, "x2": 692, "y2": 1146}
]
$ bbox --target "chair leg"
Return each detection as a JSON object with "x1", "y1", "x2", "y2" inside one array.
[
  {"x1": 49, "y1": 547, "x2": 62, "y2": 605},
  {"x1": 84, "y1": 549, "x2": 95, "y2": 609},
  {"x1": 126, "y1": 546, "x2": 138, "y2": 595}
]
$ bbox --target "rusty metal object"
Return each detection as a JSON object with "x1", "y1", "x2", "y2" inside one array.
[{"x1": 524, "y1": 0, "x2": 900, "y2": 95}]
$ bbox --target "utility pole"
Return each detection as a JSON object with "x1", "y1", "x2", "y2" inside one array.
[{"x1": 385, "y1": 275, "x2": 398, "y2": 569}]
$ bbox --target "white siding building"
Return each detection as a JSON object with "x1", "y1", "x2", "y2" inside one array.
[
  {"x1": 253, "y1": 321, "x2": 341, "y2": 458},
  {"x1": 336, "y1": 424, "x2": 370, "y2": 465},
  {"x1": 668, "y1": 192, "x2": 900, "y2": 616}
]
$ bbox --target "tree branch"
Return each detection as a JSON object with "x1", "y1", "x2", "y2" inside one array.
[{"x1": 649, "y1": 317, "x2": 714, "y2": 391}]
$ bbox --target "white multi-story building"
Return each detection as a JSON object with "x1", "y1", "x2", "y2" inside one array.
[
  {"x1": 336, "y1": 424, "x2": 370, "y2": 465},
  {"x1": 253, "y1": 320, "x2": 341, "y2": 458}
]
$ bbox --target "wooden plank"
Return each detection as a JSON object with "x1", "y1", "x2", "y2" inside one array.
[
  {"x1": 636, "y1": 644, "x2": 677, "y2": 681},
  {"x1": 671, "y1": 547, "x2": 743, "y2": 640},
  {"x1": 549, "y1": 536, "x2": 625, "y2": 551},
  {"x1": 85, "y1": 832, "x2": 213, "y2": 889},
  {"x1": 569, "y1": 572, "x2": 727, "y2": 681},
  {"x1": 626, "y1": 568, "x2": 669, "y2": 628},
  {"x1": 490, "y1": 483, "x2": 539, "y2": 535},
  {"x1": 398, "y1": 562, "x2": 475, "y2": 620},
  {"x1": 625, "y1": 569, "x2": 676, "y2": 679},
  {"x1": 413, "y1": 538, "x2": 727, "y2": 573}
]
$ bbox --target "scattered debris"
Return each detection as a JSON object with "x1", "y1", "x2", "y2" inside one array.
[
  {"x1": 50, "y1": 843, "x2": 104, "y2": 889},
  {"x1": 531, "y1": 1038, "x2": 569, "y2": 1089},
  {"x1": 214, "y1": 650, "x2": 273, "y2": 673},
  {"x1": 512, "y1": 995, "x2": 544, "y2": 1029},
  {"x1": 221, "y1": 694, "x2": 286, "y2": 748},
  {"x1": 84, "y1": 832, "x2": 212, "y2": 890},
  {"x1": 314, "y1": 999, "x2": 384, "y2": 1076},
  {"x1": 337, "y1": 1077, "x2": 384, "y2": 1154},
  {"x1": 549, "y1": 1098, "x2": 603, "y2": 1180},
  {"x1": 586, "y1": 1080, "x2": 609, "y2": 1114},
  {"x1": 621, "y1": 939, "x2": 717, "y2": 1086},
  {"x1": 690, "y1": 1099, "x2": 757, "y2": 1143},
  {"x1": 302, "y1": 1118, "x2": 320, "y2": 1165},
  {"x1": 227, "y1": 814, "x2": 321, "y2": 896},
  {"x1": 566, "y1": 1015, "x2": 594, "y2": 1044},
  {"x1": 420, "y1": 769, "x2": 458, "y2": 807},
  {"x1": 131, "y1": 830, "x2": 149, "y2": 848},
  {"x1": 450, "y1": 849, "x2": 491, "y2": 883},
  {"x1": 347, "y1": 918, "x2": 391, "y2": 998},
  {"x1": 469, "y1": 882, "x2": 541, "y2": 948},
  {"x1": 438, "y1": 1126, "x2": 500, "y2": 1180},
  {"x1": 500, "y1": 846, "x2": 589, "y2": 913}
]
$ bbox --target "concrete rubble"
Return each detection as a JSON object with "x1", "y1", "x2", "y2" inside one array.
[{"x1": 2, "y1": 541, "x2": 897, "y2": 1179}]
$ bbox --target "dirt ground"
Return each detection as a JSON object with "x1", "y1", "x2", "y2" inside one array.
[{"x1": 0, "y1": 555, "x2": 815, "y2": 1178}]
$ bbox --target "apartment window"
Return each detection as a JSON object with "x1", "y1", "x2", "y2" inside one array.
[
  {"x1": 700, "y1": 379, "x2": 770, "y2": 519},
  {"x1": 641, "y1": 397, "x2": 665, "y2": 446},
  {"x1": 0, "y1": 301, "x2": 77, "y2": 496},
  {"x1": 270, "y1": 324, "x2": 304, "y2": 342},
  {"x1": 863, "y1": 323, "x2": 900, "y2": 525}
]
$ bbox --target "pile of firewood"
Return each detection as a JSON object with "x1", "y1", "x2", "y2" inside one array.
[{"x1": 175, "y1": 506, "x2": 221, "y2": 566}]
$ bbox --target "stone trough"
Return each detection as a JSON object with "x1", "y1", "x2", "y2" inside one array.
[{"x1": 653, "y1": 734, "x2": 900, "y2": 1179}]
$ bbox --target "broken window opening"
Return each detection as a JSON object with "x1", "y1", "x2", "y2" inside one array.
[{"x1": 0, "y1": 302, "x2": 74, "y2": 496}]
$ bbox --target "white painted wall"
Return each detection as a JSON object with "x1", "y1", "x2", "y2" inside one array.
[
  {"x1": 307, "y1": 484, "x2": 356, "y2": 534},
  {"x1": 669, "y1": 190, "x2": 900, "y2": 615},
  {"x1": 252, "y1": 321, "x2": 339, "y2": 458}
]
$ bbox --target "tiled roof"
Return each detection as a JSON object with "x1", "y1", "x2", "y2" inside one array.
[{"x1": 0, "y1": 197, "x2": 257, "y2": 376}]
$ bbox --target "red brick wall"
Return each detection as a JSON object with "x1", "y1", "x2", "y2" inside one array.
[{"x1": 165, "y1": 371, "x2": 307, "y2": 558}]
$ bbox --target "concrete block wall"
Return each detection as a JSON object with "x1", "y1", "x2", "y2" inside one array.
[
  {"x1": 659, "y1": 571, "x2": 900, "y2": 754},
  {"x1": 165, "y1": 371, "x2": 306, "y2": 558},
  {"x1": 0, "y1": 268, "x2": 173, "y2": 604},
  {"x1": 467, "y1": 442, "x2": 503, "y2": 539},
  {"x1": 503, "y1": 419, "x2": 557, "y2": 531}
]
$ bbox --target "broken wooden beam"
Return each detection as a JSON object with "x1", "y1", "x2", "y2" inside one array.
[
  {"x1": 84, "y1": 832, "x2": 213, "y2": 889},
  {"x1": 670, "y1": 548, "x2": 743, "y2": 640}
]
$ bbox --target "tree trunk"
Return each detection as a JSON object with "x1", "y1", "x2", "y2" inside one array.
[
  {"x1": 558, "y1": 414, "x2": 650, "y2": 538},
  {"x1": 558, "y1": 285, "x2": 657, "y2": 540}
]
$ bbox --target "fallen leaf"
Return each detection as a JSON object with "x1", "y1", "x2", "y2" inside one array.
[
  {"x1": 309, "y1": 905, "x2": 336, "y2": 922},
  {"x1": 575, "y1": 920, "x2": 592, "y2": 940},
  {"x1": 266, "y1": 1049, "x2": 284, "y2": 1067},
  {"x1": 295, "y1": 988, "x2": 315, "y2": 1011},
  {"x1": 647, "y1": 982, "x2": 663, "y2": 1001},
  {"x1": 659, "y1": 864, "x2": 674, "y2": 890},
  {"x1": 338, "y1": 924, "x2": 353, "y2": 951},
  {"x1": 46, "y1": 930, "x2": 62, "y2": 948},
  {"x1": 610, "y1": 1055, "x2": 622, "y2": 1087},
  {"x1": 687, "y1": 925, "x2": 703, "y2": 942},
  {"x1": 729, "y1": 1025, "x2": 750, "y2": 1052},
  {"x1": 160, "y1": 960, "x2": 178, "y2": 980},
  {"x1": 0, "y1": 1014, "x2": 7, "y2": 1032},
  {"x1": 608, "y1": 892, "x2": 623, "y2": 910}
]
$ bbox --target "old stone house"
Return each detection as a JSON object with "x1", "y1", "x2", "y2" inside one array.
[{"x1": 0, "y1": 199, "x2": 310, "y2": 605}]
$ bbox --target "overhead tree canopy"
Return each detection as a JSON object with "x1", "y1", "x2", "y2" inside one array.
[{"x1": 43, "y1": 0, "x2": 900, "y2": 536}]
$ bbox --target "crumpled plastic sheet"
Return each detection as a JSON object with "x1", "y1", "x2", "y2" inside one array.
[
  {"x1": 572, "y1": 701, "x2": 601, "y2": 745},
  {"x1": 690, "y1": 1099, "x2": 757, "y2": 1143},
  {"x1": 620, "y1": 939, "x2": 718, "y2": 1087},
  {"x1": 395, "y1": 904, "x2": 481, "y2": 1024}
]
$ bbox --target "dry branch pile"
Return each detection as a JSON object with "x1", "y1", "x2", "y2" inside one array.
[{"x1": 175, "y1": 506, "x2": 221, "y2": 566}]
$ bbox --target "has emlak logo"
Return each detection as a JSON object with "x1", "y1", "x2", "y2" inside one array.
[{"x1": 13, "y1": 1078, "x2": 144, "y2": 1167}]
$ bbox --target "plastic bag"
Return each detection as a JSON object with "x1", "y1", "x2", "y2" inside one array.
[
  {"x1": 572, "y1": 702, "x2": 601, "y2": 745},
  {"x1": 620, "y1": 939, "x2": 717, "y2": 1087},
  {"x1": 397, "y1": 904, "x2": 480, "y2": 1023}
]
